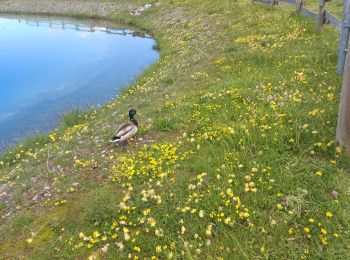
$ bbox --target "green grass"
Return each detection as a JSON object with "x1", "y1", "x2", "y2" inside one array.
[
  {"x1": 0, "y1": 134, "x2": 51, "y2": 166},
  {"x1": 1, "y1": 0, "x2": 350, "y2": 259},
  {"x1": 62, "y1": 109, "x2": 90, "y2": 128},
  {"x1": 306, "y1": 0, "x2": 344, "y2": 19}
]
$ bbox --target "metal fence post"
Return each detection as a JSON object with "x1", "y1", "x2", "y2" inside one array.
[{"x1": 337, "y1": 0, "x2": 350, "y2": 74}]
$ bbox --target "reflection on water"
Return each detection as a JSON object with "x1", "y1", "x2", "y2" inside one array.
[{"x1": 0, "y1": 16, "x2": 159, "y2": 152}]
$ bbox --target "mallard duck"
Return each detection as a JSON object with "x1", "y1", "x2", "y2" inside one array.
[{"x1": 111, "y1": 108, "x2": 138, "y2": 143}]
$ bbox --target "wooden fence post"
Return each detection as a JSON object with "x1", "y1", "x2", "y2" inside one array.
[
  {"x1": 296, "y1": 0, "x2": 303, "y2": 13},
  {"x1": 270, "y1": 0, "x2": 278, "y2": 8},
  {"x1": 337, "y1": 0, "x2": 350, "y2": 74},
  {"x1": 336, "y1": 34, "x2": 350, "y2": 154},
  {"x1": 318, "y1": 0, "x2": 326, "y2": 32}
]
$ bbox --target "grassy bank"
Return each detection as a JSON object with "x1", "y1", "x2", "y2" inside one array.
[
  {"x1": 1, "y1": 0, "x2": 350, "y2": 258},
  {"x1": 307, "y1": 0, "x2": 344, "y2": 18}
]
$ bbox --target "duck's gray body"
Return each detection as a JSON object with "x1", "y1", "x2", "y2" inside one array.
[{"x1": 113, "y1": 119, "x2": 138, "y2": 142}]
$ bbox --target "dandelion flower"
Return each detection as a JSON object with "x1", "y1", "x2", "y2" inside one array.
[
  {"x1": 325, "y1": 211, "x2": 333, "y2": 217},
  {"x1": 199, "y1": 210, "x2": 204, "y2": 218},
  {"x1": 276, "y1": 204, "x2": 283, "y2": 210},
  {"x1": 180, "y1": 226, "x2": 186, "y2": 235},
  {"x1": 315, "y1": 171, "x2": 322, "y2": 176},
  {"x1": 206, "y1": 224, "x2": 213, "y2": 236}
]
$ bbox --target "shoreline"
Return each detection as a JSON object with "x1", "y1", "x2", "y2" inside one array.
[
  {"x1": 1, "y1": 1, "x2": 349, "y2": 259},
  {"x1": 0, "y1": 12, "x2": 158, "y2": 155},
  {"x1": 0, "y1": 0, "x2": 131, "y2": 18}
]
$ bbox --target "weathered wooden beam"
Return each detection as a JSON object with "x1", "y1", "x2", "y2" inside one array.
[
  {"x1": 325, "y1": 11, "x2": 342, "y2": 30},
  {"x1": 280, "y1": 0, "x2": 295, "y2": 4},
  {"x1": 255, "y1": 0, "x2": 271, "y2": 4},
  {"x1": 301, "y1": 6, "x2": 318, "y2": 20},
  {"x1": 270, "y1": 0, "x2": 278, "y2": 8},
  {"x1": 336, "y1": 34, "x2": 350, "y2": 154},
  {"x1": 318, "y1": 0, "x2": 326, "y2": 32},
  {"x1": 337, "y1": 0, "x2": 350, "y2": 74},
  {"x1": 296, "y1": 0, "x2": 303, "y2": 13}
]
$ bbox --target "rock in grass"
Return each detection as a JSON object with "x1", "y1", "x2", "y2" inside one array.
[{"x1": 330, "y1": 190, "x2": 340, "y2": 199}]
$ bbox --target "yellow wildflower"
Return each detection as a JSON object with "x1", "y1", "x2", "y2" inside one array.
[
  {"x1": 180, "y1": 226, "x2": 186, "y2": 235},
  {"x1": 325, "y1": 211, "x2": 333, "y2": 217},
  {"x1": 206, "y1": 224, "x2": 213, "y2": 236},
  {"x1": 276, "y1": 204, "x2": 283, "y2": 210}
]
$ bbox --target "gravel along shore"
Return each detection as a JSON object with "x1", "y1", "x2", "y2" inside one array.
[{"x1": 0, "y1": 0, "x2": 131, "y2": 17}]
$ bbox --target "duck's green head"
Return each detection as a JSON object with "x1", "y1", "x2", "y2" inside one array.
[{"x1": 128, "y1": 108, "x2": 137, "y2": 119}]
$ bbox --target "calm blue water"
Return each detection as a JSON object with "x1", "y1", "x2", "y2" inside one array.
[{"x1": 0, "y1": 16, "x2": 159, "y2": 152}]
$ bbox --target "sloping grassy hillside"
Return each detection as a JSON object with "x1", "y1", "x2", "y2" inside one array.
[{"x1": 1, "y1": 0, "x2": 350, "y2": 258}]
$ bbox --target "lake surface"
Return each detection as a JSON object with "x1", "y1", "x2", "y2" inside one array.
[{"x1": 0, "y1": 16, "x2": 159, "y2": 152}]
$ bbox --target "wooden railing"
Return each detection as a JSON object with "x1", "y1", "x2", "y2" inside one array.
[
  {"x1": 254, "y1": 0, "x2": 348, "y2": 74},
  {"x1": 255, "y1": 0, "x2": 350, "y2": 153}
]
